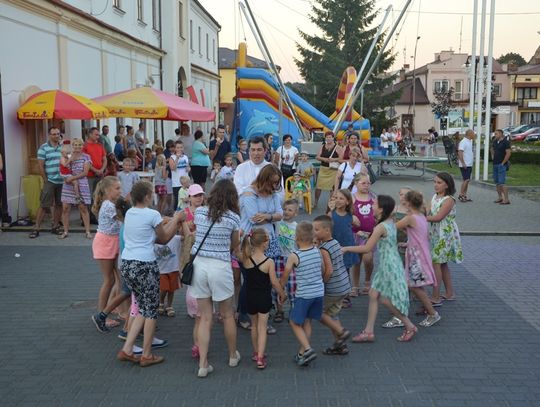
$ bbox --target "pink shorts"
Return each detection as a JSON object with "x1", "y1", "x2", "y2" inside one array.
[
  {"x1": 92, "y1": 232, "x2": 119, "y2": 259},
  {"x1": 186, "y1": 287, "x2": 199, "y2": 318}
]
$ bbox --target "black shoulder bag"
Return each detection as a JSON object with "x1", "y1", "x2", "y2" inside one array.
[{"x1": 180, "y1": 219, "x2": 216, "y2": 286}]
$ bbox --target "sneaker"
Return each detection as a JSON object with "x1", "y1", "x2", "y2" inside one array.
[
  {"x1": 191, "y1": 345, "x2": 200, "y2": 359},
  {"x1": 382, "y1": 316, "x2": 404, "y2": 329},
  {"x1": 229, "y1": 350, "x2": 241, "y2": 367},
  {"x1": 297, "y1": 348, "x2": 317, "y2": 366},
  {"x1": 132, "y1": 345, "x2": 143, "y2": 355},
  {"x1": 118, "y1": 330, "x2": 128, "y2": 340},
  {"x1": 91, "y1": 314, "x2": 109, "y2": 333},
  {"x1": 266, "y1": 324, "x2": 277, "y2": 335},
  {"x1": 419, "y1": 312, "x2": 441, "y2": 327},
  {"x1": 151, "y1": 337, "x2": 168, "y2": 349},
  {"x1": 197, "y1": 365, "x2": 214, "y2": 378}
]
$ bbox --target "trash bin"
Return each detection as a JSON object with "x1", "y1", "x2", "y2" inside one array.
[{"x1": 22, "y1": 175, "x2": 43, "y2": 220}]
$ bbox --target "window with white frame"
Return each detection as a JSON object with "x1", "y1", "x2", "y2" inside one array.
[
  {"x1": 178, "y1": 2, "x2": 183, "y2": 38},
  {"x1": 454, "y1": 80, "x2": 463, "y2": 99},
  {"x1": 492, "y1": 83, "x2": 502, "y2": 97},
  {"x1": 198, "y1": 26, "x2": 202, "y2": 55},
  {"x1": 152, "y1": 0, "x2": 160, "y2": 31},
  {"x1": 190, "y1": 20, "x2": 193, "y2": 50},
  {"x1": 434, "y1": 80, "x2": 449, "y2": 93},
  {"x1": 137, "y1": 0, "x2": 144, "y2": 22}
]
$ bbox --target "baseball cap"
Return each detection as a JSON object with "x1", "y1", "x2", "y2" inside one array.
[{"x1": 188, "y1": 184, "x2": 205, "y2": 196}]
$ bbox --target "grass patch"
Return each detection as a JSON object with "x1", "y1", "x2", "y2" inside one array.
[{"x1": 427, "y1": 162, "x2": 540, "y2": 186}]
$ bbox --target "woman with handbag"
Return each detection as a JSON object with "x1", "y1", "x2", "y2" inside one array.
[
  {"x1": 274, "y1": 134, "x2": 299, "y2": 182},
  {"x1": 188, "y1": 179, "x2": 242, "y2": 378},
  {"x1": 342, "y1": 131, "x2": 370, "y2": 163},
  {"x1": 314, "y1": 131, "x2": 343, "y2": 209},
  {"x1": 333, "y1": 147, "x2": 367, "y2": 192}
]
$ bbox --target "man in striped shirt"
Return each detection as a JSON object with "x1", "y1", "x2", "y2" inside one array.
[{"x1": 29, "y1": 127, "x2": 63, "y2": 238}]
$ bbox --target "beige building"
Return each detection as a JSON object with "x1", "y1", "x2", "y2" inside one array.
[{"x1": 387, "y1": 50, "x2": 517, "y2": 137}]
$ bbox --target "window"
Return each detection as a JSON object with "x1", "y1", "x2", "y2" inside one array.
[
  {"x1": 112, "y1": 0, "x2": 121, "y2": 9},
  {"x1": 517, "y1": 87, "x2": 538, "y2": 99},
  {"x1": 434, "y1": 80, "x2": 449, "y2": 93},
  {"x1": 178, "y1": 2, "x2": 183, "y2": 38},
  {"x1": 212, "y1": 38, "x2": 216, "y2": 62},
  {"x1": 152, "y1": 0, "x2": 161, "y2": 31},
  {"x1": 492, "y1": 83, "x2": 502, "y2": 97},
  {"x1": 198, "y1": 26, "x2": 202, "y2": 55},
  {"x1": 190, "y1": 20, "x2": 193, "y2": 50},
  {"x1": 137, "y1": 0, "x2": 144, "y2": 22},
  {"x1": 206, "y1": 33, "x2": 209, "y2": 59},
  {"x1": 454, "y1": 80, "x2": 463, "y2": 100}
]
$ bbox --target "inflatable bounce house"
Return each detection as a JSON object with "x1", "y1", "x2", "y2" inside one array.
[{"x1": 231, "y1": 43, "x2": 370, "y2": 152}]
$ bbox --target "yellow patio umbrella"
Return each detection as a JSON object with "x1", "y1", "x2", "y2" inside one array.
[{"x1": 17, "y1": 90, "x2": 109, "y2": 119}]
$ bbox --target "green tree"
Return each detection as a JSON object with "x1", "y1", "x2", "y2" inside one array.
[
  {"x1": 295, "y1": 0, "x2": 398, "y2": 131},
  {"x1": 497, "y1": 52, "x2": 526, "y2": 67}
]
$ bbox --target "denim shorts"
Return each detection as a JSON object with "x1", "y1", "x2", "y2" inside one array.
[
  {"x1": 493, "y1": 164, "x2": 506, "y2": 185},
  {"x1": 289, "y1": 296, "x2": 323, "y2": 324},
  {"x1": 460, "y1": 166, "x2": 472, "y2": 181}
]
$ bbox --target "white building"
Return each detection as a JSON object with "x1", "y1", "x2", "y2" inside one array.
[{"x1": 0, "y1": 0, "x2": 220, "y2": 221}]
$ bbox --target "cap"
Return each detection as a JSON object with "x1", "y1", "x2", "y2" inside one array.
[
  {"x1": 300, "y1": 151, "x2": 309, "y2": 155},
  {"x1": 188, "y1": 184, "x2": 205, "y2": 196},
  {"x1": 293, "y1": 172, "x2": 301, "y2": 176}
]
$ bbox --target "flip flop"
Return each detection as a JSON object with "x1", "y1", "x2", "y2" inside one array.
[
  {"x1": 493, "y1": 199, "x2": 503, "y2": 203},
  {"x1": 499, "y1": 201, "x2": 511, "y2": 205},
  {"x1": 442, "y1": 295, "x2": 456, "y2": 301}
]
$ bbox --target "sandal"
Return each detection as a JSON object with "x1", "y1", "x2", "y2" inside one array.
[
  {"x1": 458, "y1": 195, "x2": 467, "y2": 202},
  {"x1": 166, "y1": 307, "x2": 175, "y2": 317},
  {"x1": 442, "y1": 295, "x2": 456, "y2": 301},
  {"x1": 323, "y1": 344, "x2": 349, "y2": 355},
  {"x1": 493, "y1": 199, "x2": 503, "y2": 203},
  {"x1": 335, "y1": 329, "x2": 351, "y2": 345},
  {"x1": 397, "y1": 326, "x2": 418, "y2": 342},
  {"x1": 50, "y1": 225, "x2": 63, "y2": 235},
  {"x1": 273, "y1": 311, "x2": 284, "y2": 323},
  {"x1": 58, "y1": 232, "x2": 68, "y2": 240},
  {"x1": 352, "y1": 330, "x2": 375, "y2": 343},
  {"x1": 158, "y1": 304, "x2": 165, "y2": 315},
  {"x1": 381, "y1": 316, "x2": 404, "y2": 328},
  {"x1": 349, "y1": 287, "x2": 360, "y2": 297},
  {"x1": 28, "y1": 230, "x2": 40, "y2": 239},
  {"x1": 85, "y1": 232, "x2": 93, "y2": 239}
]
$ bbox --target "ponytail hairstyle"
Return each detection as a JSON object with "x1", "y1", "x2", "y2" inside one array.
[
  {"x1": 241, "y1": 228, "x2": 269, "y2": 261},
  {"x1": 376, "y1": 194, "x2": 396, "y2": 224},
  {"x1": 92, "y1": 176, "x2": 120, "y2": 216}
]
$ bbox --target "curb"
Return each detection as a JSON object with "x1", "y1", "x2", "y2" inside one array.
[{"x1": 461, "y1": 231, "x2": 540, "y2": 237}]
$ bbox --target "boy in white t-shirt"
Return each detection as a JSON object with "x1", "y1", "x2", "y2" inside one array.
[
  {"x1": 118, "y1": 158, "x2": 140, "y2": 202},
  {"x1": 458, "y1": 129, "x2": 475, "y2": 202},
  {"x1": 217, "y1": 153, "x2": 235, "y2": 181},
  {"x1": 155, "y1": 234, "x2": 182, "y2": 317},
  {"x1": 170, "y1": 141, "x2": 190, "y2": 209}
]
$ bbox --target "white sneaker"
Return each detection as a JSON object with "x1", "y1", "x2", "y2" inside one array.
[
  {"x1": 197, "y1": 365, "x2": 214, "y2": 378},
  {"x1": 132, "y1": 345, "x2": 143, "y2": 355},
  {"x1": 229, "y1": 350, "x2": 241, "y2": 367},
  {"x1": 419, "y1": 312, "x2": 441, "y2": 327},
  {"x1": 381, "y1": 316, "x2": 404, "y2": 328}
]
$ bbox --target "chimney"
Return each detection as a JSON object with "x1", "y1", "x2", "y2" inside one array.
[
  {"x1": 508, "y1": 63, "x2": 518, "y2": 72},
  {"x1": 399, "y1": 68, "x2": 406, "y2": 82},
  {"x1": 403, "y1": 64, "x2": 410, "y2": 70}
]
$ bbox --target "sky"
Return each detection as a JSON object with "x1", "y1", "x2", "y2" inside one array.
[{"x1": 199, "y1": 0, "x2": 540, "y2": 83}]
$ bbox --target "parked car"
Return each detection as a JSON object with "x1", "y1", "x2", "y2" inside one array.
[
  {"x1": 524, "y1": 133, "x2": 540, "y2": 142},
  {"x1": 509, "y1": 124, "x2": 537, "y2": 136},
  {"x1": 511, "y1": 127, "x2": 540, "y2": 141}
]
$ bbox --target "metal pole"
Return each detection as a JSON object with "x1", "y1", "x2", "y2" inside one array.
[
  {"x1": 468, "y1": 0, "x2": 478, "y2": 134},
  {"x1": 331, "y1": 5, "x2": 392, "y2": 134},
  {"x1": 412, "y1": 36, "x2": 420, "y2": 138},
  {"x1": 474, "y1": 0, "x2": 487, "y2": 181},
  {"x1": 278, "y1": 93, "x2": 283, "y2": 138},
  {"x1": 483, "y1": 0, "x2": 496, "y2": 180},
  {"x1": 239, "y1": 0, "x2": 305, "y2": 140},
  {"x1": 340, "y1": 0, "x2": 413, "y2": 124},
  {"x1": 360, "y1": 89, "x2": 364, "y2": 116}
]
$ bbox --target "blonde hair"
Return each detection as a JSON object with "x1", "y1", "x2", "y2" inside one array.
[
  {"x1": 156, "y1": 154, "x2": 166, "y2": 167},
  {"x1": 241, "y1": 228, "x2": 268, "y2": 260},
  {"x1": 71, "y1": 138, "x2": 84, "y2": 148},
  {"x1": 295, "y1": 221, "x2": 313, "y2": 243},
  {"x1": 92, "y1": 176, "x2": 120, "y2": 216}
]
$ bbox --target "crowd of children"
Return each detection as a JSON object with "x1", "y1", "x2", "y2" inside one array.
[{"x1": 90, "y1": 136, "x2": 463, "y2": 374}]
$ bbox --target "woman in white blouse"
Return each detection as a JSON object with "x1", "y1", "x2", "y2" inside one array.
[{"x1": 333, "y1": 147, "x2": 367, "y2": 192}]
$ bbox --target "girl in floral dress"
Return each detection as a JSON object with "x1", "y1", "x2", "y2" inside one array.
[
  {"x1": 427, "y1": 172, "x2": 463, "y2": 306},
  {"x1": 343, "y1": 195, "x2": 417, "y2": 343}
]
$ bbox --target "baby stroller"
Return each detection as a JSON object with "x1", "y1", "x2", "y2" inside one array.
[{"x1": 442, "y1": 135, "x2": 458, "y2": 167}]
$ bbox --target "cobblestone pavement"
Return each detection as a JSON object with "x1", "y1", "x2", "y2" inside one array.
[{"x1": 1, "y1": 233, "x2": 539, "y2": 407}]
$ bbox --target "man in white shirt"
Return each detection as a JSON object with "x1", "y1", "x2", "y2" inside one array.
[
  {"x1": 458, "y1": 129, "x2": 475, "y2": 202},
  {"x1": 233, "y1": 136, "x2": 270, "y2": 194}
]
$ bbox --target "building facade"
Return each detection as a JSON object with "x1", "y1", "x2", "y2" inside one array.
[
  {"x1": 0, "y1": 0, "x2": 220, "y2": 220},
  {"x1": 508, "y1": 64, "x2": 540, "y2": 125},
  {"x1": 388, "y1": 50, "x2": 517, "y2": 137}
]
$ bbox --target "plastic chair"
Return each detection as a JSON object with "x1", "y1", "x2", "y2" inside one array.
[{"x1": 285, "y1": 176, "x2": 312, "y2": 214}]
